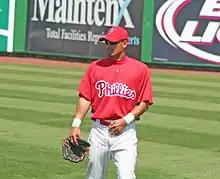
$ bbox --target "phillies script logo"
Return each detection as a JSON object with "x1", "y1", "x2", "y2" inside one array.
[
  {"x1": 156, "y1": 0, "x2": 220, "y2": 63},
  {"x1": 95, "y1": 80, "x2": 136, "y2": 100}
]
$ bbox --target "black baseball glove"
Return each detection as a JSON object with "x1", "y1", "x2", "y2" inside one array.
[{"x1": 61, "y1": 137, "x2": 90, "y2": 163}]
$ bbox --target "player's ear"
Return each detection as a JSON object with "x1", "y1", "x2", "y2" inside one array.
[{"x1": 122, "y1": 40, "x2": 128, "y2": 48}]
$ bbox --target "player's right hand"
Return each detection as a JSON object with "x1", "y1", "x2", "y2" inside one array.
[{"x1": 69, "y1": 127, "x2": 81, "y2": 146}]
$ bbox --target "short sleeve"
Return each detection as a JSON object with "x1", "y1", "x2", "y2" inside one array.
[
  {"x1": 137, "y1": 67, "x2": 153, "y2": 105},
  {"x1": 78, "y1": 64, "x2": 93, "y2": 102}
]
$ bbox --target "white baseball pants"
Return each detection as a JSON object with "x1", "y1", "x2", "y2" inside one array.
[{"x1": 86, "y1": 119, "x2": 138, "y2": 179}]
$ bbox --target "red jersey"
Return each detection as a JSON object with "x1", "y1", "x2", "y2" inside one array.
[{"x1": 78, "y1": 56, "x2": 153, "y2": 120}]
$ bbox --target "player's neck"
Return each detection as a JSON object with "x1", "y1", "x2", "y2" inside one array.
[{"x1": 110, "y1": 51, "x2": 126, "y2": 61}]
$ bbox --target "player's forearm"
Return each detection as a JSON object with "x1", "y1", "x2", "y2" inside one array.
[
  {"x1": 130, "y1": 101, "x2": 149, "y2": 118},
  {"x1": 123, "y1": 101, "x2": 149, "y2": 124},
  {"x1": 74, "y1": 96, "x2": 91, "y2": 120}
]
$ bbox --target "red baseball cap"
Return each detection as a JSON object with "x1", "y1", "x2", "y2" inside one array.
[{"x1": 99, "y1": 26, "x2": 129, "y2": 42}]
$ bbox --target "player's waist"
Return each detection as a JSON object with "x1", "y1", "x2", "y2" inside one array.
[
  {"x1": 90, "y1": 113, "x2": 120, "y2": 121},
  {"x1": 91, "y1": 118, "x2": 115, "y2": 127}
]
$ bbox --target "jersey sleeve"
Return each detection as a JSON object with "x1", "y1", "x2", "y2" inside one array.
[
  {"x1": 78, "y1": 64, "x2": 93, "y2": 102},
  {"x1": 137, "y1": 67, "x2": 153, "y2": 105}
]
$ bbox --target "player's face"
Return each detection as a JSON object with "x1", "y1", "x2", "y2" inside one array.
[{"x1": 105, "y1": 40, "x2": 128, "y2": 57}]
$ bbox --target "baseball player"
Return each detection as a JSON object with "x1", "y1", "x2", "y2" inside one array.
[{"x1": 69, "y1": 26, "x2": 153, "y2": 179}]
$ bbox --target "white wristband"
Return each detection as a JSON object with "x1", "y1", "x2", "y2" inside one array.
[
  {"x1": 123, "y1": 113, "x2": 135, "y2": 124},
  {"x1": 72, "y1": 118, "x2": 81, "y2": 127}
]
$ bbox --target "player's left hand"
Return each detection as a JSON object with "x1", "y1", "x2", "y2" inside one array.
[{"x1": 109, "y1": 118, "x2": 127, "y2": 136}]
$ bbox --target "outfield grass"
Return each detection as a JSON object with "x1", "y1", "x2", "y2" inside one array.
[{"x1": 0, "y1": 63, "x2": 220, "y2": 179}]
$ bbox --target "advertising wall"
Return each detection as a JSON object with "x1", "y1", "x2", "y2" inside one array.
[
  {"x1": 0, "y1": 0, "x2": 15, "y2": 52},
  {"x1": 25, "y1": 0, "x2": 144, "y2": 60},
  {"x1": 152, "y1": 0, "x2": 220, "y2": 66},
  {"x1": 1, "y1": 0, "x2": 220, "y2": 69}
]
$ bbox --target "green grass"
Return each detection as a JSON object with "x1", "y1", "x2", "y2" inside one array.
[{"x1": 0, "y1": 63, "x2": 220, "y2": 179}]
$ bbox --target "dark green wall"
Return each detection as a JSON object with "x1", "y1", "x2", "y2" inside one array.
[
  {"x1": 141, "y1": 0, "x2": 154, "y2": 63},
  {"x1": 13, "y1": 0, "x2": 27, "y2": 52}
]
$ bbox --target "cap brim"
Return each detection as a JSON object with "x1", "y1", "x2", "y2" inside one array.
[
  {"x1": 98, "y1": 36, "x2": 119, "y2": 42},
  {"x1": 98, "y1": 36, "x2": 107, "y2": 41}
]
